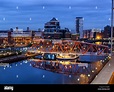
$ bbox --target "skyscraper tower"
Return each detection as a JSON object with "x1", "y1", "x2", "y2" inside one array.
[{"x1": 76, "y1": 17, "x2": 83, "y2": 38}]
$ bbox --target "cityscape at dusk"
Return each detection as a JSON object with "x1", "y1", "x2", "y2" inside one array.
[
  {"x1": 0, "y1": 0, "x2": 111, "y2": 31},
  {"x1": 0, "y1": 0, "x2": 114, "y2": 91}
]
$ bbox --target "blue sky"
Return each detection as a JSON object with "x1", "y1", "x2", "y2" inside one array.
[{"x1": 0, "y1": 0, "x2": 111, "y2": 33}]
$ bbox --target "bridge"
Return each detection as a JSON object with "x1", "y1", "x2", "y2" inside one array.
[
  {"x1": 28, "y1": 39, "x2": 110, "y2": 56},
  {"x1": 27, "y1": 39, "x2": 111, "y2": 84}
]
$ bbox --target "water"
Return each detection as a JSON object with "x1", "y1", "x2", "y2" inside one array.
[
  {"x1": 34, "y1": 54, "x2": 107, "y2": 62},
  {"x1": 0, "y1": 60, "x2": 78, "y2": 84},
  {"x1": 0, "y1": 56, "x2": 108, "y2": 84},
  {"x1": 79, "y1": 55, "x2": 107, "y2": 62}
]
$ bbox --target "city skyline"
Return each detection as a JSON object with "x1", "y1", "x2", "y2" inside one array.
[
  {"x1": 0, "y1": 0, "x2": 111, "y2": 32},
  {"x1": 0, "y1": 0, "x2": 113, "y2": 89}
]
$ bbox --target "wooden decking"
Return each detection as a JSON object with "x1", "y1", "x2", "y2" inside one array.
[{"x1": 108, "y1": 72, "x2": 114, "y2": 84}]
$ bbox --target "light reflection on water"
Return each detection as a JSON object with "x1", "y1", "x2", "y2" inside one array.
[{"x1": 0, "y1": 56, "x2": 109, "y2": 84}]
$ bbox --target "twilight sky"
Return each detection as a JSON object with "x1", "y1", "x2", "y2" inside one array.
[{"x1": 0, "y1": 0, "x2": 111, "y2": 33}]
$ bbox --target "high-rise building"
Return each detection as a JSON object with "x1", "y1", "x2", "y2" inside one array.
[
  {"x1": 27, "y1": 27, "x2": 30, "y2": 31},
  {"x1": 43, "y1": 17, "x2": 71, "y2": 39},
  {"x1": 103, "y1": 25, "x2": 111, "y2": 38},
  {"x1": 76, "y1": 17, "x2": 83, "y2": 38},
  {"x1": 44, "y1": 17, "x2": 60, "y2": 32}
]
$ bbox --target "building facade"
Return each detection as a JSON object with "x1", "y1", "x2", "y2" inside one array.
[
  {"x1": 103, "y1": 25, "x2": 113, "y2": 38},
  {"x1": 76, "y1": 17, "x2": 83, "y2": 39},
  {"x1": 43, "y1": 17, "x2": 71, "y2": 39},
  {"x1": 83, "y1": 28, "x2": 102, "y2": 40},
  {"x1": 0, "y1": 27, "x2": 43, "y2": 46}
]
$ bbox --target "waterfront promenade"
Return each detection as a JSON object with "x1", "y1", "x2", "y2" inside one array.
[
  {"x1": 0, "y1": 54, "x2": 27, "y2": 63},
  {"x1": 91, "y1": 53, "x2": 114, "y2": 84}
]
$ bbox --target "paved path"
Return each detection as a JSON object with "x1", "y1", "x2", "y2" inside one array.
[
  {"x1": 91, "y1": 53, "x2": 114, "y2": 84},
  {"x1": 0, "y1": 54, "x2": 27, "y2": 63}
]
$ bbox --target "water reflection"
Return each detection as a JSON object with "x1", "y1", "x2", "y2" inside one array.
[
  {"x1": 29, "y1": 55, "x2": 110, "y2": 84},
  {"x1": 0, "y1": 56, "x2": 110, "y2": 84}
]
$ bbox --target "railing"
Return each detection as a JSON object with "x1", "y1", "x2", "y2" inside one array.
[{"x1": 30, "y1": 39, "x2": 109, "y2": 55}]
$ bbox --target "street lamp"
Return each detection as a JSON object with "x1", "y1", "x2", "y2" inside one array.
[{"x1": 111, "y1": 0, "x2": 114, "y2": 56}]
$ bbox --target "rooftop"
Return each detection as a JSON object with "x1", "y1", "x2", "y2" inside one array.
[{"x1": 50, "y1": 17, "x2": 58, "y2": 22}]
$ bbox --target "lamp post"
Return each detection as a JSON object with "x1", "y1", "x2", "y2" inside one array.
[{"x1": 111, "y1": 0, "x2": 114, "y2": 56}]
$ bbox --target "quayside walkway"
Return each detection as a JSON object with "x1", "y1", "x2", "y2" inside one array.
[
  {"x1": 91, "y1": 53, "x2": 114, "y2": 84},
  {"x1": 0, "y1": 54, "x2": 27, "y2": 63}
]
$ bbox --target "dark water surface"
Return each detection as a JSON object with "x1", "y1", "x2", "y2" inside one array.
[
  {"x1": 0, "y1": 60, "x2": 78, "y2": 84},
  {"x1": 0, "y1": 55, "x2": 107, "y2": 84}
]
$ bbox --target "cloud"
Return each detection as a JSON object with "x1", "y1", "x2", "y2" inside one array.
[
  {"x1": 0, "y1": 0, "x2": 91, "y2": 6},
  {"x1": 0, "y1": 0, "x2": 111, "y2": 30}
]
